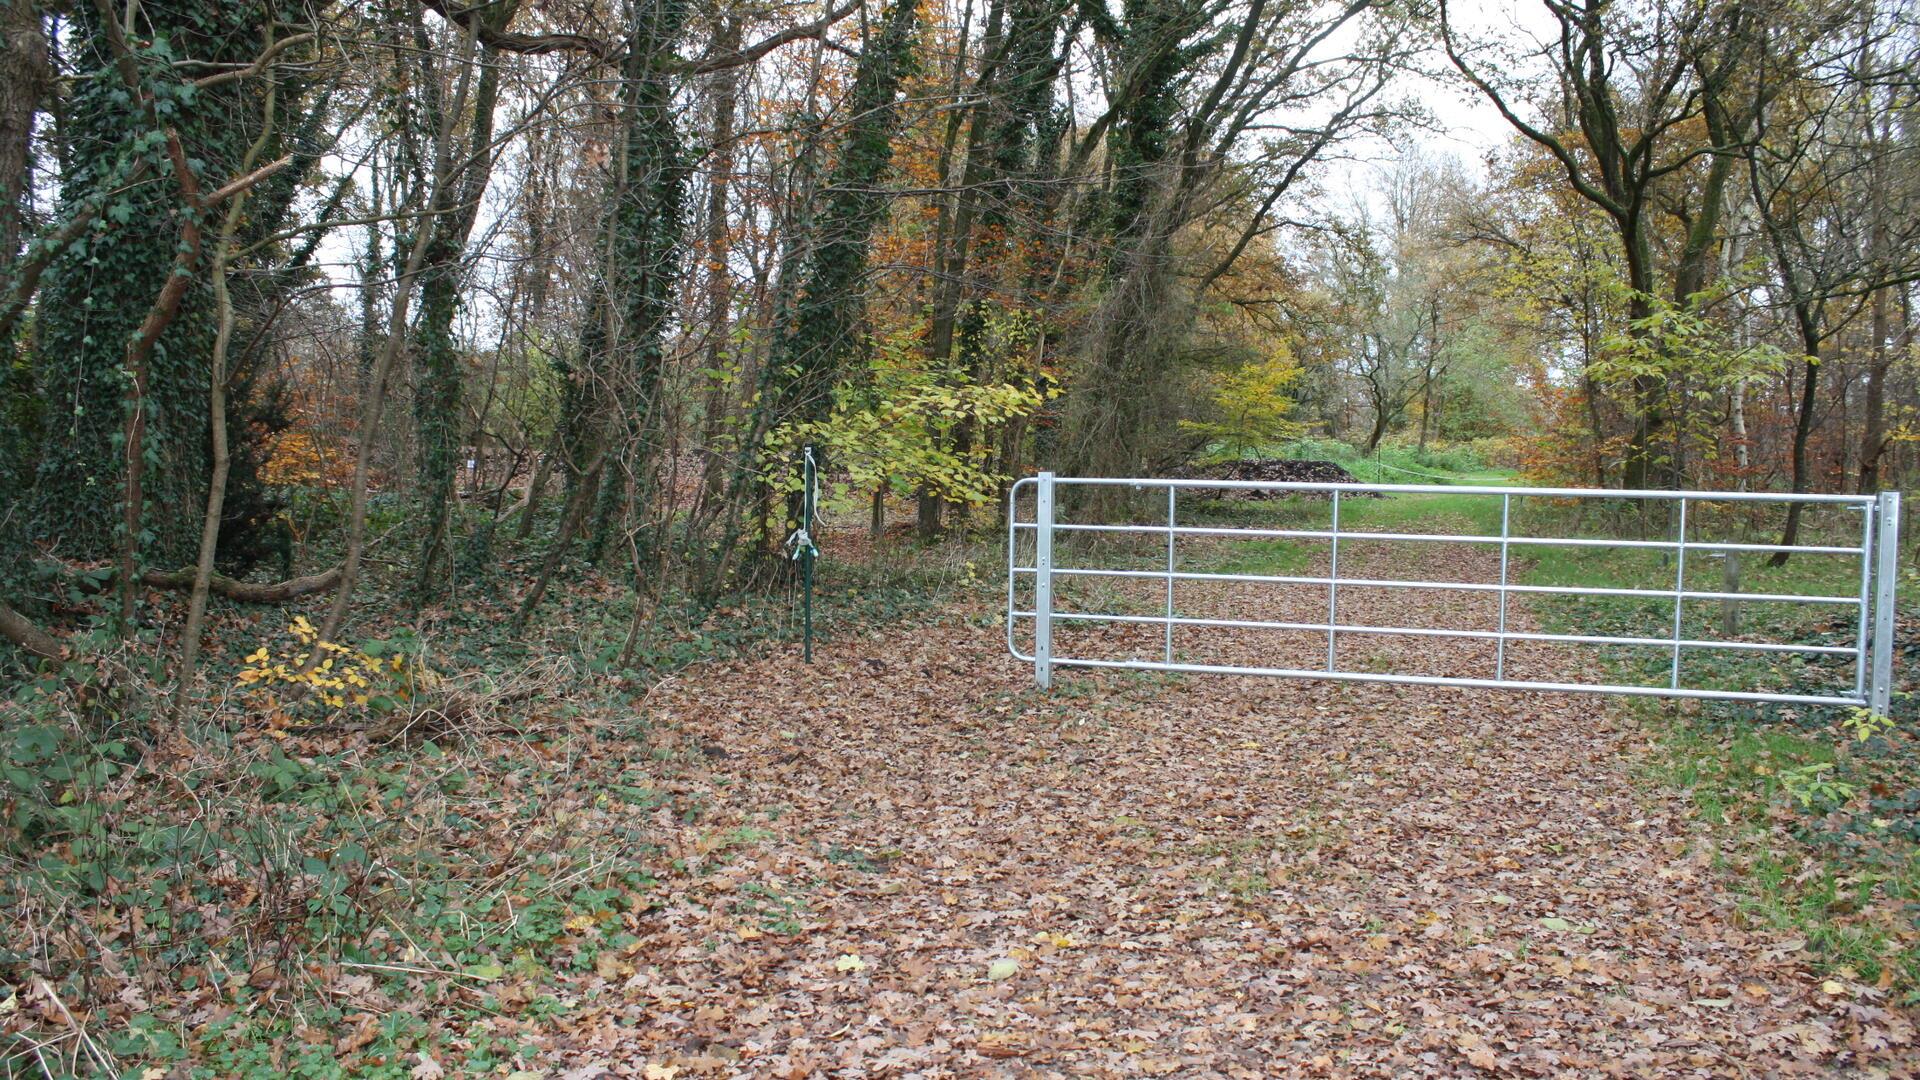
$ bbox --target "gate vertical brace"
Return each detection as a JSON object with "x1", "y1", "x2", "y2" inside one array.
[
  {"x1": 1855, "y1": 500, "x2": 1875, "y2": 699},
  {"x1": 1496, "y1": 493, "x2": 1511, "y2": 681},
  {"x1": 1869, "y1": 490, "x2": 1902, "y2": 714},
  {"x1": 1035, "y1": 472, "x2": 1055, "y2": 690},
  {"x1": 1327, "y1": 491, "x2": 1341, "y2": 672},
  {"x1": 1165, "y1": 487, "x2": 1177, "y2": 663},
  {"x1": 1670, "y1": 498, "x2": 1688, "y2": 689}
]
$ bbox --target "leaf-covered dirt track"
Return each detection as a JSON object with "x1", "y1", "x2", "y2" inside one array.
[{"x1": 538, "y1": 545, "x2": 1917, "y2": 1077}]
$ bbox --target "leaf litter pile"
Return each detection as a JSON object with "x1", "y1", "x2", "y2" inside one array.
[
  {"x1": 1163, "y1": 459, "x2": 1366, "y2": 492},
  {"x1": 503, "y1": 535, "x2": 1918, "y2": 1077}
]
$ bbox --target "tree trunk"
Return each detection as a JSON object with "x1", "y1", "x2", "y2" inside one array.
[
  {"x1": 144, "y1": 564, "x2": 342, "y2": 603},
  {"x1": 1730, "y1": 379, "x2": 1749, "y2": 479},
  {"x1": 583, "y1": 0, "x2": 691, "y2": 569},
  {"x1": 1417, "y1": 299, "x2": 1438, "y2": 452},
  {"x1": 918, "y1": 4, "x2": 997, "y2": 539},
  {"x1": 697, "y1": 16, "x2": 743, "y2": 505},
  {"x1": 512, "y1": 460, "x2": 601, "y2": 633},
  {"x1": 308, "y1": 22, "x2": 478, "y2": 657},
  {"x1": 33, "y1": 0, "x2": 294, "y2": 569},
  {"x1": 173, "y1": 105, "x2": 266, "y2": 717},
  {"x1": 1858, "y1": 284, "x2": 1892, "y2": 492},
  {"x1": 1771, "y1": 320, "x2": 1822, "y2": 567},
  {"x1": 721, "y1": 0, "x2": 920, "y2": 576},
  {"x1": 916, "y1": 486, "x2": 942, "y2": 540},
  {"x1": 115, "y1": 163, "x2": 207, "y2": 632},
  {"x1": 413, "y1": 18, "x2": 510, "y2": 597},
  {"x1": 0, "y1": 0, "x2": 48, "y2": 267},
  {"x1": 1619, "y1": 269, "x2": 1660, "y2": 490},
  {"x1": 511, "y1": 434, "x2": 560, "y2": 542}
]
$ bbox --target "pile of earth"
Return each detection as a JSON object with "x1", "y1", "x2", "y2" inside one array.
[{"x1": 1165, "y1": 458, "x2": 1381, "y2": 497}]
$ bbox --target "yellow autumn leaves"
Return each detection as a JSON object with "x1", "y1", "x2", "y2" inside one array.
[{"x1": 234, "y1": 615, "x2": 411, "y2": 713}]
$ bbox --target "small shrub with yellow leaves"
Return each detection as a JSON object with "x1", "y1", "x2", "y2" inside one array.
[{"x1": 234, "y1": 615, "x2": 426, "y2": 725}]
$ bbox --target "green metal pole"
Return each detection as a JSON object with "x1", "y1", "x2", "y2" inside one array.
[{"x1": 802, "y1": 446, "x2": 816, "y2": 663}]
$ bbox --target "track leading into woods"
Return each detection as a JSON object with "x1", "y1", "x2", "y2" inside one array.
[{"x1": 536, "y1": 542, "x2": 1916, "y2": 1076}]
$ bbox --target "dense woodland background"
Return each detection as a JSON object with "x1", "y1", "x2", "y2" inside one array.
[
  {"x1": 1, "y1": 0, "x2": 1916, "y2": 661},
  {"x1": 1, "y1": 0, "x2": 1919, "y2": 1070}
]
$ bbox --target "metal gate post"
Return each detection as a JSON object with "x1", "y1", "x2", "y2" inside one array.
[
  {"x1": 1326, "y1": 490, "x2": 1341, "y2": 671},
  {"x1": 1855, "y1": 502, "x2": 1874, "y2": 698},
  {"x1": 1035, "y1": 472, "x2": 1055, "y2": 689},
  {"x1": 1870, "y1": 490, "x2": 1902, "y2": 714},
  {"x1": 1670, "y1": 498, "x2": 1688, "y2": 689},
  {"x1": 1165, "y1": 486, "x2": 1177, "y2": 663},
  {"x1": 1496, "y1": 493, "x2": 1511, "y2": 680}
]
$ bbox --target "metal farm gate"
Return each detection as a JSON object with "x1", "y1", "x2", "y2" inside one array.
[{"x1": 1006, "y1": 475, "x2": 1903, "y2": 712}]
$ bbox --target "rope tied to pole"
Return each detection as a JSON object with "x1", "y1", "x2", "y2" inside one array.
[
  {"x1": 784, "y1": 446, "x2": 822, "y2": 560},
  {"x1": 789, "y1": 445, "x2": 820, "y2": 662},
  {"x1": 784, "y1": 526, "x2": 819, "y2": 561}
]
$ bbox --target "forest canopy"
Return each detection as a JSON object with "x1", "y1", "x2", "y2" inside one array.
[{"x1": 0, "y1": 0, "x2": 1913, "y2": 664}]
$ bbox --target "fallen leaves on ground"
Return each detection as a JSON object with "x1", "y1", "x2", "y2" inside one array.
[{"x1": 473, "y1": 540, "x2": 1920, "y2": 1076}]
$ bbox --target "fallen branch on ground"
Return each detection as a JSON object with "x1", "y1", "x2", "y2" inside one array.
[
  {"x1": 140, "y1": 565, "x2": 343, "y2": 603},
  {"x1": 0, "y1": 601, "x2": 62, "y2": 659}
]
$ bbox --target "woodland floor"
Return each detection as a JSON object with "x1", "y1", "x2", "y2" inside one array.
[{"x1": 491, "y1": 539, "x2": 1920, "y2": 1078}]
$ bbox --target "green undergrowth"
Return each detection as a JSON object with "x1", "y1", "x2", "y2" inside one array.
[
  {"x1": 1526, "y1": 534, "x2": 1920, "y2": 999},
  {"x1": 3, "y1": 647, "x2": 663, "y2": 1077},
  {"x1": 0, "y1": 531, "x2": 984, "y2": 1076}
]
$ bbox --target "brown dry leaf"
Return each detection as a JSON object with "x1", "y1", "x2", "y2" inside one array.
[
  {"x1": 334, "y1": 1012, "x2": 379, "y2": 1056},
  {"x1": 393, "y1": 541, "x2": 1920, "y2": 1076},
  {"x1": 976, "y1": 1032, "x2": 1027, "y2": 1059}
]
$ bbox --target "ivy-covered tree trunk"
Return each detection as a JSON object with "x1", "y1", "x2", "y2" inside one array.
[
  {"x1": 936, "y1": 0, "x2": 1068, "y2": 528},
  {"x1": 695, "y1": 0, "x2": 919, "y2": 592},
  {"x1": 920, "y1": 0, "x2": 1009, "y2": 539},
  {"x1": 413, "y1": 17, "x2": 510, "y2": 596},
  {"x1": 29, "y1": 0, "x2": 286, "y2": 566},
  {"x1": 581, "y1": 0, "x2": 689, "y2": 566},
  {"x1": 518, "y1": 0, "x2": 688, "y2": 615},
  {"x1": 1104, "y1": 0, "x2": 1189, "y2": 246},
  {"x1": 1058, "y1": 0, "x2": 1195, "y2": 483},
  {"x1": 740, "y1": 0, "x2": 919, "y2": 548},
  {"x1": 694, "y1": 16, "x2": 743, "y2": 508}
]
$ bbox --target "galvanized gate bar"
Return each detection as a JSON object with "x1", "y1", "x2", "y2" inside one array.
[
  {"x1": 1326, "y1": 491, "x2": 1340, "y2": 672},
  {"x1": 1871, "y1": 491, "x2": 1903, "y2": 714},
  {"x1": 1496, "y1": 494, "x2": 1512, "y2": 681},
  {"x1": 1855, "y1": 503, "x2": 1875, "y2": 698},
  {"x1": 1164, "y1": 487, "x2": 1176, "y2": 663},
  {"x1": 1019, "y1": 565, "x2": 1860, "y2": 606},
  {"x1": 1005, "y1": 476, "x2": 1901, "y2": 710},
  {"x1": 1037, "y1": 656, "x2": 1870, "y2": 707},
  {"x1": 1013, "y1": 521, "x2": 1862, "y2": 554},
  {"x1": 1033, "y1": 472, "x2": 1054, "y2": 690},
  {"x1": 1670, "y1": 499, "x2": 1688, "y2": 690},
  {"x1": 1025, "y1": 477, "x2": 1875, "y2": 501},
  {"x1": 1012, "y1": 608, "x2": 1858, "y2": 654}
]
